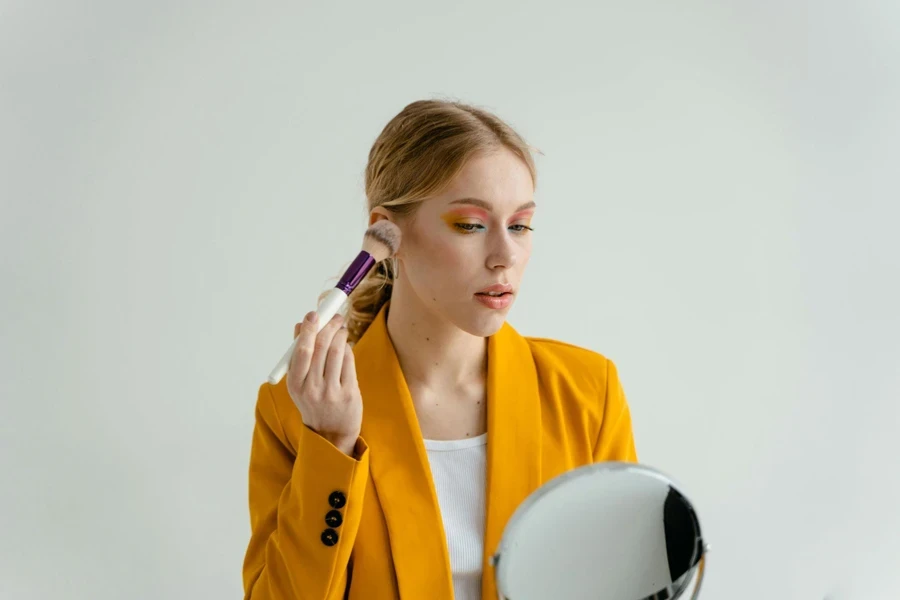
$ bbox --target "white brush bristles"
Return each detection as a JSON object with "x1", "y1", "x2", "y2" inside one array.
[{"x1": 361, "y1": 220, "x2": 401, "y2": 262}]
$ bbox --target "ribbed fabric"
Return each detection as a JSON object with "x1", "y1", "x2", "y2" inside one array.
[{"x1": 423, "y1": 433, "x2": 488, "y2": 600}]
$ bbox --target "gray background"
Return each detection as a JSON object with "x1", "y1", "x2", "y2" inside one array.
[{"x1": 2, "y1": 1, "x2": 898, "y2": 598}]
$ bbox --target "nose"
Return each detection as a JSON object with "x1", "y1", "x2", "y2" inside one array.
[{"x1": 486, "y1": 230, "x2": 518, "y2": 270}]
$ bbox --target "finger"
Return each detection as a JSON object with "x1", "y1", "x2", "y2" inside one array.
[
  {"x1": 294, "y1": 322, "x2": 302, "y2": 338},
  {"x1": 308, "y1": 313, "x2": 344, "y2": 381},
  {"x1": 289, "y1": 311, "x2": 318, "y2": 382},
  {"x1": 341, "y1": 341, "x2": 358, "y2": 388},
  {"x1": 324, "y1": 326, "x2": 349, "y2": 387}
]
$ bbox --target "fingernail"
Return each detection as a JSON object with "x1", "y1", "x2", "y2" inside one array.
[{"x1": 305, "y1": 311, "x2": 316, "y2": 323}]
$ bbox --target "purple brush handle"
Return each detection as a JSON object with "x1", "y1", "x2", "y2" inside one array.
[{"x1": 336, "y1": 250, "x2": 376, "y2": 295}]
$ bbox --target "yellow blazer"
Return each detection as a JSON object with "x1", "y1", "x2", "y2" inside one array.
[{"x1": 243, "y1": 303, "x2": 638, "y2": 599}]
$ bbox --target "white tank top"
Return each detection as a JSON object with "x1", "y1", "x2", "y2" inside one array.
[{"x1": 423, "y1": 433, "x2": 488, "y2": 600}]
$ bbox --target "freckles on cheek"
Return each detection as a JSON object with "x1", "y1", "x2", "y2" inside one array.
[
  {"x1": 410, "y1": 218, "x2": 474, "y2": 293},
  {"x1": 431, "y1": 236, "x2": 468, "y2": 272},
  {"x1": 417, "y1": 239, "x2": 470, "y2": 295}
]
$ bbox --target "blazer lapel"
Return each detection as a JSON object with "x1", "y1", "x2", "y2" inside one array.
[
  {"x1": 353, "y1": 303, "x2": 543, "y2": 600},
  {"x1": 480, "y1": 320, "x2": 543, "y2": 600},
  {"x1": 354, "y1": 303, "x2": 455, "y2": 599}
]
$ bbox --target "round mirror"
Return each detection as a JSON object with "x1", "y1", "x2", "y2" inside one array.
[{"x1": 492, "y1": 462, "x2": 707, "y2": 600}]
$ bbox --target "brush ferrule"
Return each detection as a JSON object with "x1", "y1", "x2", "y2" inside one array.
[{"x1": 336, "y1": 250, "x2": 376, "y2": 295}]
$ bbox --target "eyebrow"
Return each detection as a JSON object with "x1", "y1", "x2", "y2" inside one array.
[{"x1": 448, "y1": 197, "x2": 537, "y2": 213}]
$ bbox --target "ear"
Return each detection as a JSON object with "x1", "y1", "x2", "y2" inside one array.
[{"x1": 368, "y1": 207, "x2": 392, "y2": 227}]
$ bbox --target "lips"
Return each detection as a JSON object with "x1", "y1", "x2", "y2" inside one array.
[
  {"x1": 476, "y1": 283, "x2": 513, "y2": 295},
  {"x1": 474, "y1": 283, "x2": 514, "y2": 310},
  {"x1": 474, "y1": 291, "x2": 514, "y2": 309}
]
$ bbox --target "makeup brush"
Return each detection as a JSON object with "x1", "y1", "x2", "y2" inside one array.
[{"x1": 267, "y1": 220, "x2": 401, "y2": 384}]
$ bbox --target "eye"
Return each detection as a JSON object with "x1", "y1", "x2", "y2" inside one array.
[
  {"x1": 454, "y1": 223, "x2": 485, "y2": 233},
  {"x1": 453, "y1": 222, "x2": 534, "y2": 234},
  {"x1": 510, "y1": 224, "x2": 534, "y2": 233}
]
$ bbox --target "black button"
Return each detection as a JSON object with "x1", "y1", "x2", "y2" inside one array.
[
  {"x1": 325, "y1": 510, "x2": 343, "y2": 528},
  {"x1": 321, "y1": 528, "x2": 339, "y2": 546},
  {"x1": 328, "y1": 491, "x2": 346, "y2": 509}
]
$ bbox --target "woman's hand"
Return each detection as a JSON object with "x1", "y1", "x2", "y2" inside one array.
[{"x1": 286, "y1": 311, "x2": 362, "y2": 456}]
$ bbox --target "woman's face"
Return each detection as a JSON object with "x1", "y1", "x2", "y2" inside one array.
[{"x1": 376, "y1": 148, "x2": 536, "y2": 337}]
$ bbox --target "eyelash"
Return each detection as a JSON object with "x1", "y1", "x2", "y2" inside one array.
[{"x1": 454, "y1": 223, "x2": 535, "y2": 234}]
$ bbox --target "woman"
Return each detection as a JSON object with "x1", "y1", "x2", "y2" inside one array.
[{"x1": 242, "y1": 99, "x2": 638, "y2": 600}]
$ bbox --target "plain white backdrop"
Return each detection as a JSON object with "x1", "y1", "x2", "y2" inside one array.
[{"x1": 2, "y1": 1, "x2": 898, "y2": 598}]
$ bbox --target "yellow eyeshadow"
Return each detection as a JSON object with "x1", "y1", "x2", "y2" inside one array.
[{"x1": 440, "y1": 214, "x2": 472, "y2": 228}]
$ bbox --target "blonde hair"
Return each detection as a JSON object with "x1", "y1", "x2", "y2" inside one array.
[{"x1": 320, "y1": 99, "x2": 539, "y2": 345}]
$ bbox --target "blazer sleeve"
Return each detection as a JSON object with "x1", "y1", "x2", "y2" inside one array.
[
  {"x1": 593, "y1": 358, "x2": 638, "y2": 463},
  {"x1": 242, "y1": 382, "x2": 370, "y2": 600}
]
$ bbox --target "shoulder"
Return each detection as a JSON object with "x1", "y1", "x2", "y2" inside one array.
[
  {"x1": 524, "y1": 335, "x2": 615, "y2": 385},
  {"x1": 523, "y1": 335, "x2": 622, "y2": 415}
]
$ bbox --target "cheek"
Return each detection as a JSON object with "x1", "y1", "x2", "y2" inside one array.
[
  {"x1": 406, "y1": 228, "x2": 476, "y2": 292},
  {"x1": 520, "y1": 239, "x2": 533, "y2": 264},
  {"x1": 426, "y1": 237, "x2": 473, "y2": 285}
]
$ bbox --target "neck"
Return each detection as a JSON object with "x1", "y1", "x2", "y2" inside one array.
[{"x1": 384, "y1": 280, "x2": 487, "y2": 395}]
